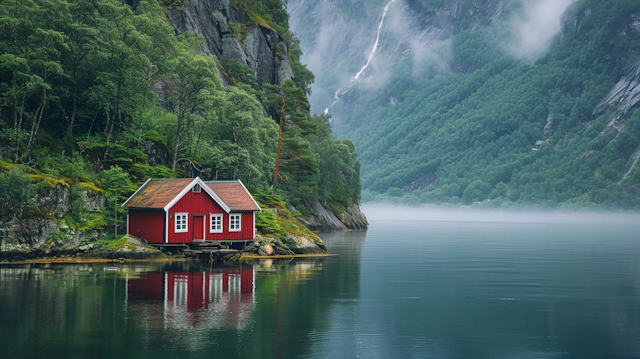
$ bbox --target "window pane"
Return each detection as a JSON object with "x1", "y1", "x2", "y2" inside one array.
[{"x1": 176, "y1": 214, "x2": 188, "y2": 232}]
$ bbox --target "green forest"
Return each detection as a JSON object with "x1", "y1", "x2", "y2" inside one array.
[
  {"x1": 330, "y1": 0, "x2": 640, "y2": 210},
  {"x1": 0, "y1": 0, "x2": 361, "y2": 242}
]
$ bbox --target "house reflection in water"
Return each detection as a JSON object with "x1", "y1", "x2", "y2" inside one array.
[{"x1": 127, "y1": 267, "x2": 255, "y2": 330}]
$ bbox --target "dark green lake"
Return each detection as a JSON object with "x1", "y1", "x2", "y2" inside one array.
[{"x1": 2, "y1": 212, "x2": 640, "y2": 358}]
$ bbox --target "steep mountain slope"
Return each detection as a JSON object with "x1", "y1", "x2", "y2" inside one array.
[{"x1": 290, "y1": 0, "x2": 640, "y2": 209}]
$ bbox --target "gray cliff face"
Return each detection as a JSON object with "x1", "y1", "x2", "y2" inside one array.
[
  {"x1": 299, "y1": 201, "x2": 368, "y2": 232},
  {"x1": 164, "y1": 0, "x2": 294, "y2": 88},
  {"x1": 594, "y1": 58, "x2": 640, "y2": 122}
]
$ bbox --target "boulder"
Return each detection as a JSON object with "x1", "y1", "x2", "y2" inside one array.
[{"x1": 258, "y1": 244, "x2": 274, "y2": 256}]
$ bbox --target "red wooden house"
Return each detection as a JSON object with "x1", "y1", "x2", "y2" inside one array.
[{"x1": 122, "y1": 177, "x2": 261, "y2": 244}]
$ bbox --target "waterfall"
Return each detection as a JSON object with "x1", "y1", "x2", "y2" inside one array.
[{"x1": 324, "y1": 0, "x2": 397, "y2": 114}]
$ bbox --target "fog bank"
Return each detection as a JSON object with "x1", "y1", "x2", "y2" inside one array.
[
  {"x1": 362, "y1": 204, "x2": 640, "y2": 225},
  {"x1": 508, "y1": 0, "x2": 574, "y2": 58}
]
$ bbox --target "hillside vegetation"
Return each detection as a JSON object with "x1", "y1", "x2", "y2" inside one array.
[
  {"x1": 324, "y1": 0, "x2": 640, "y2": 209},
  {"x1": 0, "y1": 0, "x2": 362, "y2": 247}
]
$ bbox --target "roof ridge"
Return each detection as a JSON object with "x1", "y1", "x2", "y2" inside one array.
[{"x1": 204, "y1": 180, "x2": 240, "y2": 183}]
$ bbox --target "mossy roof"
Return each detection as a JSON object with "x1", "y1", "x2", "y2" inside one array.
[
  {"x1": 123, "y1": 178, "x2": 194, "y2": 209},
  {"x1": 205, "y1": 180, "x2": 261, "y2": 212}
]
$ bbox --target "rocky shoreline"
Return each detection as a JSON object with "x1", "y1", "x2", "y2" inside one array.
[
  {"x1": 0, "y1": 231, "x2": 331, "y2": 263},
  {"x1": 0, "y1": 235, "x2": 165, "y2": 263}
]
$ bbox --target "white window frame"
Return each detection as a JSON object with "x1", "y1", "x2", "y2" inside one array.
[
  {"x1": 210, "y1": 214, "x2": 223, "y2": 233},
  {"x1": 175, "y1": 212, "x2": 188, "y2": 233},
  {"x1": 229, "y1": 214, "x2": 241, "y2": 232},
  {"x1": 193, "y1": 184, "x2": 201, "y2": 193}
]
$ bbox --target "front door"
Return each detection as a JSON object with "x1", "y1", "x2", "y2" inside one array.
[{"x1": 193, "y1": 215, "x2": 204, "y2": 241}]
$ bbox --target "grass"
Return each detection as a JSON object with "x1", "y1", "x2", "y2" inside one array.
[{"x1": 99, "y1": 234, "x2": 127, "y2": 249}]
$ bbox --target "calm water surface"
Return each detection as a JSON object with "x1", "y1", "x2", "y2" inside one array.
[{"x1": 2, "y1": 213, "x2": 640, "y2": 358}]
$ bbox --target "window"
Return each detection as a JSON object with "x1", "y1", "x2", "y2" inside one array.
[
  {"x1": 229, "y1": 214, "x2": 241, "y2": 232},
  {"x1": 175, "y1": 213, "x2": 188, "y2": 232},
  {"x1": 210, "y1": 214, "x2": 223, "y2": 233},
  {"x1": 193, "y1": 184, "x2": 201, "y2": 193}
]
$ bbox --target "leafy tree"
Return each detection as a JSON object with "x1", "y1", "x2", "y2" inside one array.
[
  {"x1": 100, "y1": 165, "x2": 131, "y2": 237},
  {"x1": 163, "y1": 35, "x2": 222, "y2": 173},
  {"x1": 0, "y1": 168, "x2": 35, "y2": 221},
  {"x1": 263, "y1": 79, "x2": 319, "y2": 195}
]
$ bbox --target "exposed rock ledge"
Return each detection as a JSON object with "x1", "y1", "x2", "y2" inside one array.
[
  {"x1": 163, "y1": 0, "x2": 294, "y2": 89},
  {"x1": 593, "y1": 58, "x2": 640, "y2": 119},
  {"x1": 299, "y1": 201, "x2": 368, "y2": 232}
]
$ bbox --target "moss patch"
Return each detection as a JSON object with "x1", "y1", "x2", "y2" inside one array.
[
  {"x1": 228, "y1": 21, "x2": 244, "y2": 42},
  {"x1": 0, "y1": 160, "x2": 34, "y2": 173},
  {"x1": 78, "y1": 181, "x2": 104, "y2": 195},
  {"x1": 28, "y1": 174, "x2": 70, "y2": 189}
]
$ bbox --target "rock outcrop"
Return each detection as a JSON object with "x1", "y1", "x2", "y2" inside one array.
[
  {"x1": 299, "y1": 201, "x2": 368, "y2": 231},
  {"x1": 99, "y1": 235, "x2": 164, "y2": 258},
  {"x1": 243, "y1": 234, "x2": 325, "y2": 255},
  {"x1": 0, "y1": 185, "x2": 105, "y2": 254},
  {"x1": 338, "y1": 203, "x2": 369, "y2": 229},
  {"x1": 593, "y1": 58, "x2": 640, "y2": 141},
  {"x1": 595, "y1": 58, "x2": 640, "y2": 182},
  {"x1": 164, "y1": 0, "x2": 295, "y2": 89}
]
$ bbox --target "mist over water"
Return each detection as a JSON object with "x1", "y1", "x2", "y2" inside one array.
[{"x1": 363, "y1": 203, "x2": 640, "y2": 225}]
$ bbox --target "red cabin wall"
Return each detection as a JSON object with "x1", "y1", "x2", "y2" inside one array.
[
  {"x1": 167, "y1": 189, "x2": 255, "y2": 243},
  {"x1": 208, "y1": 211, "x2": 255, "y2": 241},
  {"x1": 168, "y1": 189, "x2": 225, "y2": 243},
  {"x1": 128, "y1": 209, "x2": 165, "y2": 243}
]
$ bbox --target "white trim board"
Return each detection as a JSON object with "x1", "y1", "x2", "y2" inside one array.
[{"x1": 165, "y1": 211, "x2": 169, "y2": 243}]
